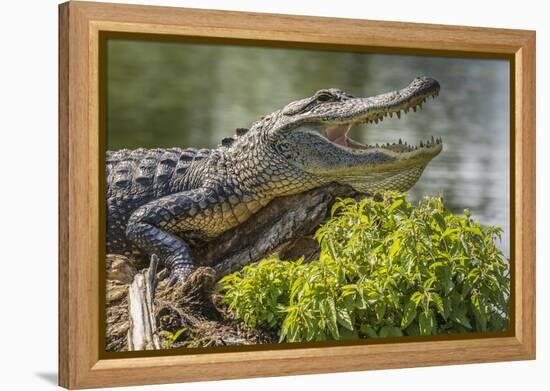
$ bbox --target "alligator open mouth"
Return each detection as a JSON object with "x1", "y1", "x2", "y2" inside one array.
[{"x1": 321, "y1": 78, "x2": 442, "y2": 155}]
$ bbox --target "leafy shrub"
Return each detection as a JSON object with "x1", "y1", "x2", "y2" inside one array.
[{"x1": 217, "y1": 192, "x2": 509, "y2": 342}]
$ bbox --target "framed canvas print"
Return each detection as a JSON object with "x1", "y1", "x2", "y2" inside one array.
[{"x1": 58, "y1": 1, "x2": 536, "y2": 389}]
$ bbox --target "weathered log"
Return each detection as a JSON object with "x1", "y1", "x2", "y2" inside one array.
[
  {"x1": 127, "y1": 255, "x2": 161, "y2": 351},
  {"x1": 191, "y1": 183, "x2": 363, "y2": 278}
]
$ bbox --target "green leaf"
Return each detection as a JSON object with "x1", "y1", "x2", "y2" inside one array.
[
  {"x1": 389, "y1": 199, "x2": 404, "y2": 212},
  {"x1": 159, "y1": 331, "x2": 174, "y2": 340},
  {"x1": 330, "y1": 202, "x2": 343, "y2": 217},
  {"x1": 324, "y1": 299, "x2": 339, "y2": 339},
  {"x1": 430, "y1": 292, "x2": 445, "y2": 318},
  {"x1": 325, "y1": 238, "x2": 339, "y2": 261},
  {"x1": 470, "y1": 293, "x2": 487, "y2": 332},
  {"x1": 441, "y1": 227, "x2": 460, "y2": 239},
  {"x1": 419, "y1": 311, "x2": 435, "y2": 335},
  {"x1": 441, "y1": 266, "x2": 455, "y2": 295},
  {"x1": 389, "y1": 238, "x2": 401, "y2": 257},
  {"x1": 411, "y1": 291, "x2": 424, "y2": 306},
  {"x1": 360, "y1": 324, "x2": 378, "y2": 338},
  {"x1": 433, "y1": 212, "x2": 446, "y2": 230},
  {"x1": 423, "y1": 276, "x2": 437, "y2": 290},
  {"x1": 303, "y1": 315, "x2": 318, "y2": 341},
  {"x1": 379, "y1": 326, "x2": 403, "y2": 338},
  {"x1": 172, "y1": 327, "x2": 187, "y2": 341},
  {"x1": 465, "y1": 226, "x2": 483, "y2": 237},
  {"x1": 405, "y1": 323, "x2": 420, "y2": 336},
  {"x1": 337, "y1": 308, "x2": 354, "y2": 331},
  {"x1": 340, "y1": 328, "x2": 360, "y2": 340},
  {"x1": 375, "y1": 301, "x2": 387, "y2": 321},
  {"x1": 429, "y1": 261, "x2": 445, "y2": 271},
  {"x1": 401, "y1": 299, "x2": 417, "y2": 328},
  {"x1": 450, "y1": 309, "x2": 472, "y2": 329}
]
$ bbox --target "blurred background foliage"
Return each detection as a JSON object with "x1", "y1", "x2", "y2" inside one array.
[{"x1": 107, "y1": 39, "x2": 510, "y2": 256}]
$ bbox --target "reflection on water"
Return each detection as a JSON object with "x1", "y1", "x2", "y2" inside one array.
[{"x1": 107, "y1": 40, "x2": 510, "y2": 257}]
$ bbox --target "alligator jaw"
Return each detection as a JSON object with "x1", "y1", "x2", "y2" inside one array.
[
  {"x1": 324, "y1": 122, "x2": 443, "y2": 157},
  {"x1": 321, "y1": 79, "x2": 442, "y2": 158}
]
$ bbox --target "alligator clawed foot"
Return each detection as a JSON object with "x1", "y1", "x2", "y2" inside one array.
[{"x1": 167, "y1": 267, "x2": 195, "y2": 287}]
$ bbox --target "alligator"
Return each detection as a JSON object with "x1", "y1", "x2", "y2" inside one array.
[{"x1": 106, "y1": 76, "x2": 442, "y2": 285}]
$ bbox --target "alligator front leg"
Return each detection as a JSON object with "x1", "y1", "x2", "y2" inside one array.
[{"x1": 125, "y1": 189, "x2": 212, "y2": 286}]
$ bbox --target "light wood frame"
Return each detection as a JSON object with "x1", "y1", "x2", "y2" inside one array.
[{"x1": 58, "y1": 1, "x2": 536, "y2": 389}]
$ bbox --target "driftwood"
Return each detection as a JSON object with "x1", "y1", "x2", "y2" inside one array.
[
  {"x1": 192, "y1": 183, "x2": 362, "y2": 278},
  {"x1": 127, "y1": 255, "x2": 161, "y2": 351}
]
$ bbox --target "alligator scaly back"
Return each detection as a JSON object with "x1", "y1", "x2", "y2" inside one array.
[{"x1": 106, "y1": 147, "x2": 210, "y2": 196}]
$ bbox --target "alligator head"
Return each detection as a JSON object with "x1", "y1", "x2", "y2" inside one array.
[{"x1": 245, "y1": 76, "x2": 443, "y2": 194}]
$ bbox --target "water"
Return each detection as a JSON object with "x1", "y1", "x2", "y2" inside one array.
[{"x1": 106, "y1": 40, "x2": 510, "y2": 257}]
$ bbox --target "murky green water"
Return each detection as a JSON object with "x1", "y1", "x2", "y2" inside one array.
[{"x1": 106, "y1": 40, "x2": 510, "y2": 256}]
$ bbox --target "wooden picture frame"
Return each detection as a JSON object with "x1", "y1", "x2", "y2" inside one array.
[{"x1": 58, "y1": 1, "x2": 536, "y2": 388}]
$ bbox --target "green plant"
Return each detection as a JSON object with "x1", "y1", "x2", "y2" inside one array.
[
  {"x1": 217, "y1": 192, "x2": 509, "y2": 343},
  {"x1": 159, "y1": 327, "x2": 187, "y2": 348}
]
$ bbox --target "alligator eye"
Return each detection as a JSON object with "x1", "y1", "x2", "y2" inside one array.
[{"x1": 317, "y1": 94, "x2": 333, "y2": 102}]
